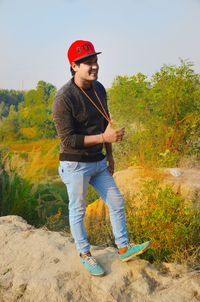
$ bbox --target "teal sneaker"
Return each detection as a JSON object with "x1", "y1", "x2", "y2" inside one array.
[
  {"x1": 119, "y1": 241, "x2": 151, "y2": 262},
  {"x1": 80, "y1": 255, "x2": 105, "y2": 276}
]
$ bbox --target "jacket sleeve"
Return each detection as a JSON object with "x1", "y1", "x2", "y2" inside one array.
[{"x1": 52, "y1": 94, "x2": 85, "y2": 149}]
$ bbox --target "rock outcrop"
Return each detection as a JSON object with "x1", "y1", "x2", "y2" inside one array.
[{"x1": 0, "y1": 216, "x2": 199, "y2": 302}]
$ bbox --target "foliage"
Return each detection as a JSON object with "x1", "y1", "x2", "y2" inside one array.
[
  {"x1": 0, "y1": 106, "x2": 21, "y2": 141},
  {"x1": 0, "y1": 167, "x2": 38, "y2": 225},
  {"x1": 0, "y1": 81, "x2": 57, "y2": 142},
  {"x1": 86, "y1": 180, "x2": 200, "y2": 266},
  {"x1": 1, "y1": 61, "x2": 200, "y2": 167},
  {"x1": 45, "y1": 207, "x2": 70, "y2": 232},
  {"x1": 34, "y1": 181, "x2": 68, "y2": 227},
  {"x1": 0, "y1": 89, "x2": 24, "y2": 118},
  {"x1": 108, "y1": 60, "x2": 200, "y2": 168},
  {"x1": 0, "y1": 149, "x2": 68, "y2": 227},
  {"x1": 5, "y1": 145, "x2": 59, "y2": 182},
  {"x1": 86, "y1": 185, "x2": 99, "y2": 205},
  {"x1": 125, "y1": 180, "x2": 200, "y2": 264},
  {"x1": 20, "y1": 80, "x2": 57, "y2": 139}
]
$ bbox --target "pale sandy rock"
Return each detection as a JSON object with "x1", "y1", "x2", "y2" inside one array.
[
  {"x1": 86, "y1": 167, "x2": 200, "y2": 221},
  {"x1": 0, "y1": 216, "x2": 199, "y2": 302},
  {"x1": 114, "y1": 166, "x2": 200, "y2": 197}
]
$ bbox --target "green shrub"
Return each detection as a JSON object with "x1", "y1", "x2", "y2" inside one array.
[
  {"x1": 108, "y1": 61, "x2": 200, "y2": 168},
  {"x1": 87, "y1": 180, "x2": 200, "y2": 266},
  {"x1": 126, "y1": 180, "x2": 200, "y2": 264},
  {"x1": 0, "y1": 162, "x2": 68, "y2": 227},
  {"x1": 0, "y1": 169, "x2": 38, "y2": 224},
  {"x1": 34, "y1": 181, "x2": 68, "y2": 227},
  {"x1": 86, "y1": 185, "x2": 99, "y2": 205}
]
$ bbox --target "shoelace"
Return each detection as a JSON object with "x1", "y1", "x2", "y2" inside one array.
[
  {"x1": 128, "y1": 243, "x2": 135, "y2": 248},
  {"x1": 85, "y1": 256, "x2": 98, "y2": 267}
]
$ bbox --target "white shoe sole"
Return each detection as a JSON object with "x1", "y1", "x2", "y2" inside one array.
[{"x1": 121, "y1": 242, "x2": 151, "y2": 262}]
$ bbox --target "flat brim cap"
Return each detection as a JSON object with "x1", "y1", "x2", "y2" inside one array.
[{"x1": 67, "y1": 40, "x2": 101, "y2": 64}]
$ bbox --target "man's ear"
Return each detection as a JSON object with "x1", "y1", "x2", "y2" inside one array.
[{"x1": 71, "y1": 62, "x2": 79, "y2": 73}]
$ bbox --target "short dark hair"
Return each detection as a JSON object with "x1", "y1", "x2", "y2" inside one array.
[
  {"x1": 70, "y1": 66, "x2": 75, "y2": 76},
  {"x1": 70, "y1": 62, "x2": 80, "y2": 76}
]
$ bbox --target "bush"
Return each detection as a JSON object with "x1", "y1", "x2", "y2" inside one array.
[
  {"x1": 0, "y1": 168, "x2": 39, "y2": 224},
  {"x1": 86, "y1": 185, "x2": 99, "y2": 205},
  {"x1": 125, "y1": 180, "x2": 200, "y2": 265},
  {"x1": 108, "y1": 61, "x2": 200, "y2": 169},
  {"x1": 87, "y1": 180, "x2": 200, "y2": 266},
  {"x1": 0, "y1": 158, "x2": 68, "y2": 227}
]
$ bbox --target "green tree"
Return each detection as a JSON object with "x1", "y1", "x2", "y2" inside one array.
[
  {"x1": 150, "y1": 60, "x2": 200, "y2": 154},
  {"x1": 20, "y1": 81, "x2": 57, "y2": 139},
  {"x1": 0, "y1": 105, "x2": 21, "y2": 141},
  {"x1": 0, "y1": 89, "x2": 24, "y2": 117},
  {"x1": 108, "y1": 60, "x2": 200, "y2": 167}
]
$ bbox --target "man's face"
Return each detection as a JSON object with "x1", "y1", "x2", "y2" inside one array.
[{"x1": 72, "y1": 55, "x2": 99, "y2": 81}]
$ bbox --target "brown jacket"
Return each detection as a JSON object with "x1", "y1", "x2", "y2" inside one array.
[{"x1": 52, "y1": 78, "x2": 109, "y2": 162}]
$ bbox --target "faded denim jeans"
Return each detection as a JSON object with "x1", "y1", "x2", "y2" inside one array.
[{"x1": 58, "y1": 157, "x2": 129, "y2": 254}]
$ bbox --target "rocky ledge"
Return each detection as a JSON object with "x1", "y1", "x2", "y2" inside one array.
[{"x1": 0, "y1": 215, "x2": 199, "y2": 302}]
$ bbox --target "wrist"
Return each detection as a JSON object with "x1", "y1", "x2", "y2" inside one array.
[{"x1": 100, "y1": 133, "x2": 105, "y2": 143}]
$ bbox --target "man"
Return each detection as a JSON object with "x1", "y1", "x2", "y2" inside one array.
[{"x1": 53, "y1": 40, "x2": 150, "y2": 276}]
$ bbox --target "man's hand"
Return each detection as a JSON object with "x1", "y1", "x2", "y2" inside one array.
[
  {"x1": 107, "y1": 154, "x2": 114, "y2": 175},
  {"x1": 103, "y1": 121, "x2": 125, "y2": 143}
]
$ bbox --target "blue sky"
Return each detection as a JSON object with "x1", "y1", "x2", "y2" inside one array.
[{"x1": 0, "y1": 0, "x2": 200, "y2": 90}]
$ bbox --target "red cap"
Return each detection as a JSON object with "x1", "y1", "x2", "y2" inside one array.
[{"x1": 67, "y1": 40, "x2": 101, "y2": 64}]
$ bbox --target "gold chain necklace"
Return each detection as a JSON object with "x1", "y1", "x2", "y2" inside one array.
[{"x1": 78, "y1": 85, "x2": 111, "y2": 123}]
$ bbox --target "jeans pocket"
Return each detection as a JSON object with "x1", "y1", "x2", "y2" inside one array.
[
  {"x1": 59, "y1": 161, "x2": 78, "y2": 176},
  {"x1": 64, "y1": 161, "x2": 79, "y2": 171},
  {"x1": 59, "y1": 161, "x2": 78, "y2": 184}
]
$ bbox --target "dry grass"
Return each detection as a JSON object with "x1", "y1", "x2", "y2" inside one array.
[
  {"x1": 85, "y1": 180, "x2": 200, "y2": 267},
  {"x1": 4, "y1": 139, "x2": 60, "y2": 182},
  {"x1": 7, "y1": 138, "x2": 59, "y2": 153},
  {"x1": 137, "y1": 163, "x2": 164, "y2": 181}
]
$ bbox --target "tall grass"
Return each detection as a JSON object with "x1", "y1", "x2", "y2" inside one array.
[
  {"x1": 86, "y1": 180, "x2": 200, "y2": 266},
  {"x1": 0, "y1": 167, "x2": 69, "y2": 227},
  {"x1": 0, "y1": 168, "x2": 38, "y2": 224},
  {"x1": 0, "y1": 146, "x2": 69, "y2": 227},
  {"x1": 5, "y1": 141, "x2": 59, "y2": 182},
  {"x1": 126, "y1": 180, "x2": 200, "y2": 265},
  {"x1": 0, "y1": 142, "x2": 97, "y2": 229}
]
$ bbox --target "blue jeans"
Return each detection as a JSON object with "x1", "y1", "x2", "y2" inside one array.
[{"x1": 58, "y1": 157, "x2": 129, "y2": 254}]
